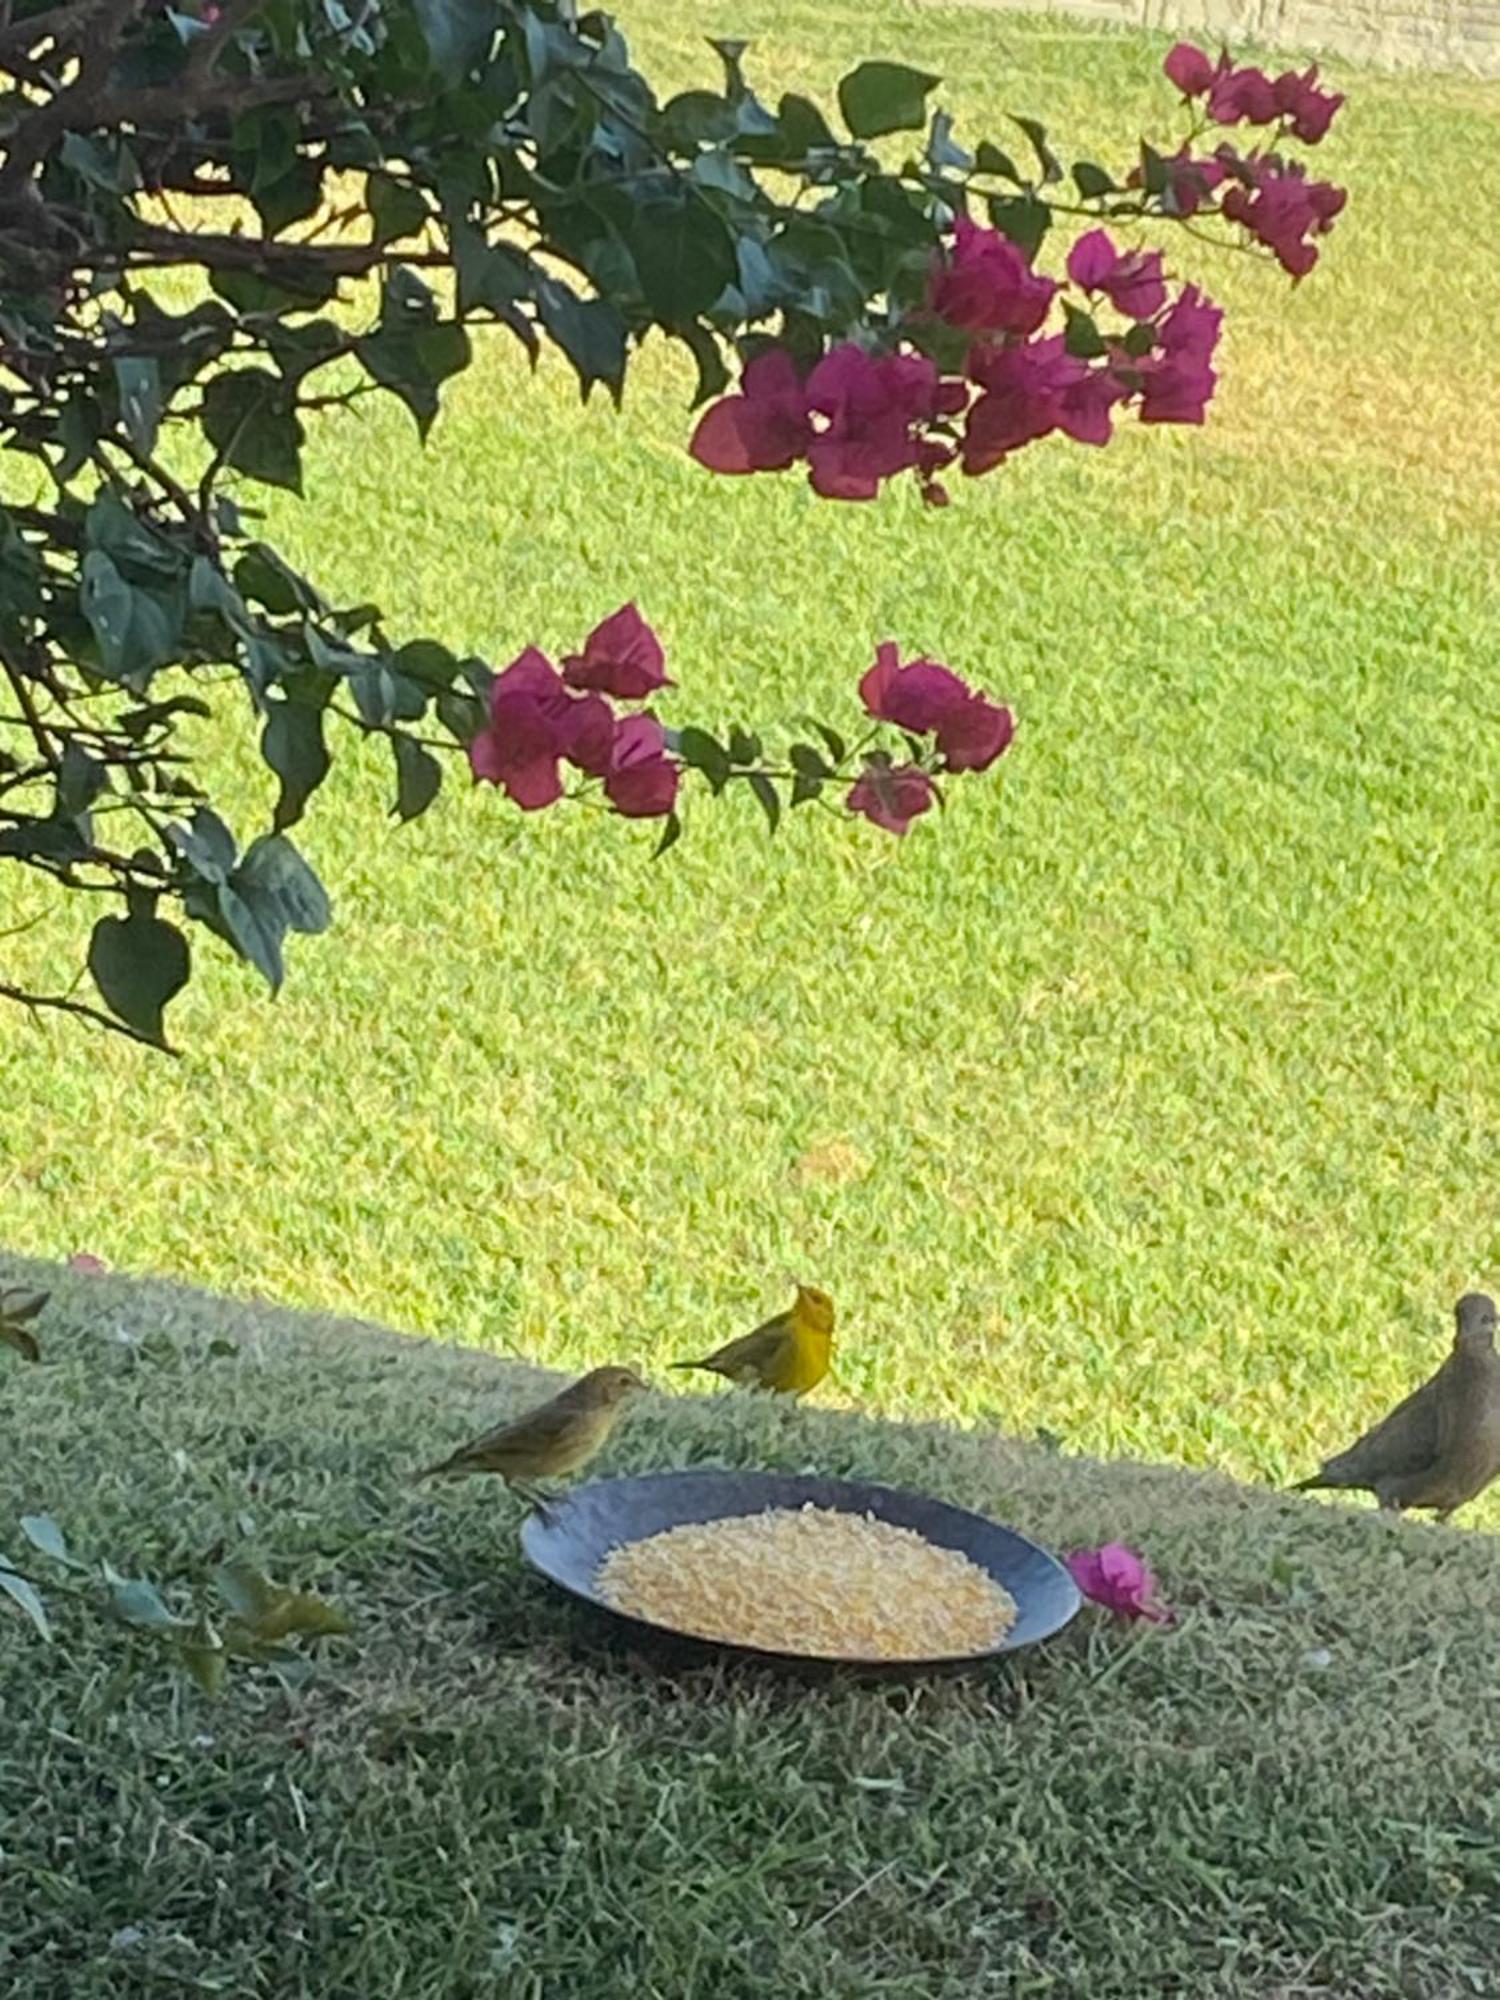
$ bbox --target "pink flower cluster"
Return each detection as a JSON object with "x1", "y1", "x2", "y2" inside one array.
[
  {"x1": 964, "y1": 229, "x2": 1224, "y2": 469},
  {"x1": 1220, "y1": 155, "x2": 1346, "y2": 278},
  {"x1": 692, "y1": 219, "x2": 1224, "y2": 501},
  {"x1": 467, "y1": 604, "x2": 679, "y2": 819},
  {"x1": 690, "y1": 345, "x2": 964, "y2": 503},
  {"x1": 1164, "y1": 43, "x2": 1344, "y2": 146},
  {"x1": 846, "y1": 642, "x2": 1014, "y2": 834},
  {"x1": 1066, "y1": 1543, "x2": 1174, "y2": 1624},
  {"x1": 1161, "y1": 42, "x2": 1346, "y2": 275}
]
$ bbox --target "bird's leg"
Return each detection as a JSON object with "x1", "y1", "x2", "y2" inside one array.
[{"x1": 510, "y1": 1479, "x2": 560, "y2": 1522}]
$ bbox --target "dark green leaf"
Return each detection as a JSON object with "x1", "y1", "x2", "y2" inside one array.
[
  {"x1": 80, "y1": 552, "x2": 181, "y2": 683},
  {"x1": 986, "y1": 194, "x2": 1051, "y2": 260},
  {"x1": 57, "y1": 740, "x2": 106, "y2": 817},
  {"x1": 974, "y1": 140, "x2": 1021, "y2": 183},
  {"x1": 357, "y1": 321, "x2": 471, "y2": 438},
  {"x1": 235, "y1": 545, "x2": 324, "y2": 617},
  {"x1": 727, "y1": 727, "x2": 762, "y2": 765},
  {"x1": 202, "y1": 370, "x2": 305, "y2": 493},
  {"x1": 85, "y1": 490, "x2": 182, "y2": 578},
  {"x1": 838, "y1": 60, "x2": 941, "y2": 141},
  {"x1": 777, "y1": 91, "x2": 837, "y2": 154},
  {"x1": 0, "y1": 1563, "x2": 51, "y2": 1641},
  {"x1": 536, "y1": 281, "x2": 626, "y2": 401},
  {"x1": 368, "y1": 171, "x2": 429, "y2": 244},
  {"x1": 675, "y1": 726, "x2": 732, "y2": 793},
  {"x1": 810, "y1": 720, "x2": 848, "y2": 766},
  {"x1": 1063, "y1": 304, "x2": 1106, "y2": 359},
  {"x1": 1138, "y1": 144, "x2": 1169, "y2": 198},
  {"x1": 652, "y1": 810, "x2": 682, "y2": 859},
  {"x1": 391, "y1": 734, "x2": 442, "y2": 822},
  {"x1": 118, "y1": 695, "x2": 212, "y2": 741},
  {"x1": 789, "y1": 742, "x2": 833, "y2": 780},
  {"x1": 746, "y1": 771, "x2": 780, "y2": 833},
  {"x1": 267, "y1": 318, "x2": 346, "y2": 382},
  {"x1": 674, "y1": 321, "x2": 729, "y2": 407},
  {"x1": 661, "y1": 89, "x2": 736, "y2": 149},
  {"x1": 253, "y1": 159, "x2": 325, "y2": 237},
  {"x1": 413, "y1": 0, "x2": 497, "y2": 82},
  {"x1": 1011, "y1": 114, "x2": 1063, "y2": 185},
  {"x1": 236, "y1": 832, "x2": 332, "y2": 940},
  {"x1": 1072, "y1": 160, "x2": 1118, "y2": 200},
  {"x1": 634, "y1": 198, "x2": 738, "y2": 322},
  {"x1": 1122, "y1": 320, "x2": 1158, "y2": 359},
  {"x1": 262, "y1": 701, "x2": 330, "y2": 832},
  {"x1": 113, "y1": 357, "x2": 161, "y2": 454},
  {"x1": 791, "y1": 771, "x2": 823, "y2": 807},
  {"x1": 168, "y1": 807, "x2": 237, "y2": 883},
  {"x1": 88, "y1": 910, "x2": 191, "y2": 1045},
  {"x1": 212, "y1": 265, "x2": 339, "y2": 314},
  {"x1": 60, "y1": 130, "x2": 140, "y2": 193}
]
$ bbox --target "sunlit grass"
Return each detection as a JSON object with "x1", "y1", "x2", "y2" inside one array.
[{"x1": 3, "y1": 4, "x2": 1498, "y2": 1516}]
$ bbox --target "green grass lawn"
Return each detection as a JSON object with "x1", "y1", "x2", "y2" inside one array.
[
  {"x1": 4, "y1": 4, "x2": 1499, "y2": 1496},
  {"x1": 4, "y1": 1263, "x2": 1500, "y2": 1998},
  {"x1": 4, "y1": 9, "x2": 1500, "y2": 1975}
]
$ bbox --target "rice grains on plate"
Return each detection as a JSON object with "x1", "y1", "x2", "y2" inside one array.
[{"x1": 595, "y1": 1502, "x2": 1018, "y2": 1660}]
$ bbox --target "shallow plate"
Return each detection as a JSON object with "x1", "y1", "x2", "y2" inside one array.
[{"x1": 519, "y1": 1468, "x2": 1081, "y2": 1673}]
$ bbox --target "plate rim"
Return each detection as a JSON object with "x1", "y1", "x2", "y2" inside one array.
[{"x1": 519, "y1": 1465, "x2": 1083, "y2": 1667}]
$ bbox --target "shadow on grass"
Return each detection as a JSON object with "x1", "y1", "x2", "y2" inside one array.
[{"x1": 3, "y1": 1253, "x2": 1500, "y2": 1999}]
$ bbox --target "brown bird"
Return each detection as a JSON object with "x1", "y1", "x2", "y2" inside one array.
[
  {"x1": 671, "y1": 1285, "x2": 835, "y2": 1397},
  {"x1": 1291, "y1": 1293, "x2": 1500, "y2": 1522},
  {"x1": 414, "y1": 1364, "x2": 646, "y2": 1506}
]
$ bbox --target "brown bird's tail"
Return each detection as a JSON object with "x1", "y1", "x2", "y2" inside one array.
[
  {"x1": 1288, "y1": 1474, "x2": 1326, "y2": 1493},
  {"x1": 411, "y1": 1456, "x2": 458, "y2": 1483},
  {"x1": 669, "y1": 1360, "x2": 709, "y2": 1374}
]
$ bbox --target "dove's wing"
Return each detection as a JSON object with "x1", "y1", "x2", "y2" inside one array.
[{"x1": 1316, "y1": 1367, "x2": 1444, "y2": 1488}]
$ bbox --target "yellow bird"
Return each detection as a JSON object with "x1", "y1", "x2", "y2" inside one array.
[
  {"x1": 672, "y1": 1285, "x2": 835, "y2": 1396},
  {"x1": 414, "y1": 1364, "x2": 646, "y2": 1503}
]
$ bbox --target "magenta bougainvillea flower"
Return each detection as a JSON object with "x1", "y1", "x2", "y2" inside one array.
[
  {"x1": 928, "y1": 216, "x2": 1058, "y2": 337},
  {"x1": 689, "y1": 348, "x2": 811, "y2": 475},
  {"x1": 562, "y1": 602, "x2": 671, "y2": 700},
  {"x1": 1065, "y1": 229, "x2": 1167, "y2": 322},
  {"x1": 846, "y1": 762, "x2": 937, "y2": 836},
  {"x1": 1066, "y1": 1543, "x2": 1174, "y2": 1623},
  {"x1": 1163, "y1": 41, "x2": 1218, "y2": 98},
  {"x1": 1274, "y1": 67, "x2": 1345, "y2": 145},
  {"x1": 1163, "y1": 41, "x2": 1342, "y2": 147},
  {"x1": 1221, "y1": 160, "x2": 1347, "y2": 278},
  {"x1": 859, "y1": 643, "x2": 1014, "y2": 776},
  {"x1": 602, "y1": 713, "x2": 680, "y2": 819}
]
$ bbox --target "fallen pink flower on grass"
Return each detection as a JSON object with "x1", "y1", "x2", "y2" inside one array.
[
  {"x1": 1066, "y1": 1542, "x2": 1174, "y2": 1623},
  {"x1": 68, "y1": 1253, "x2": 108, "y2": 1275}
]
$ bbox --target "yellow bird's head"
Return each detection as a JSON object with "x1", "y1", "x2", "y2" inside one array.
[{"x1": 793, "y1": 1285, "x2": 835, "y2": 1334}]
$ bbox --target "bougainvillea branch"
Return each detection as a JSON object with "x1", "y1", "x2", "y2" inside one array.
[{"x1": 0, "y1": 6, "x2": 1345, "y2": 1048}]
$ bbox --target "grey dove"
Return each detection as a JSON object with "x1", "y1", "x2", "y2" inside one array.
[{"x1": 1292, "y1": 1293, "x2": 1500, "y2": 1523}]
